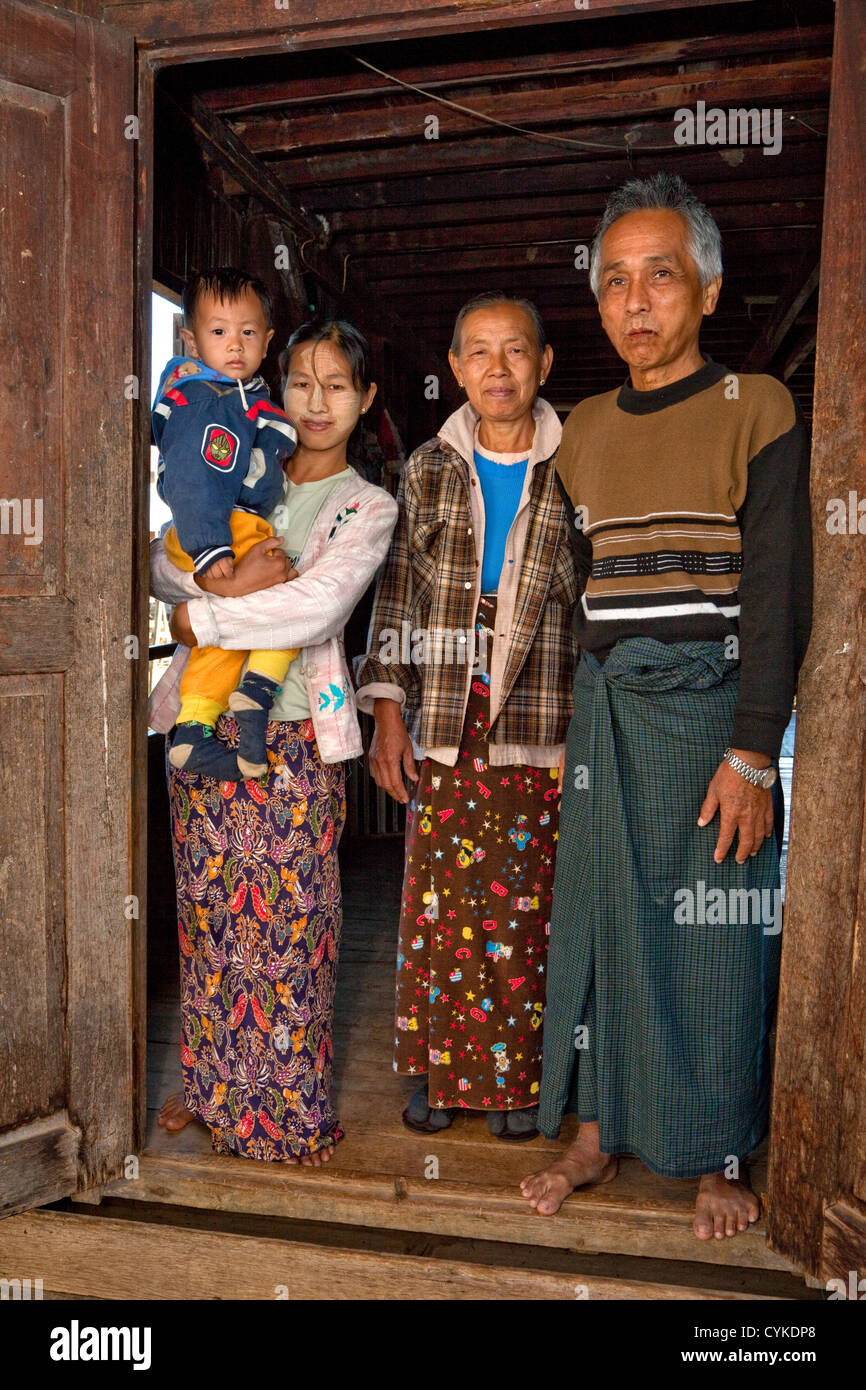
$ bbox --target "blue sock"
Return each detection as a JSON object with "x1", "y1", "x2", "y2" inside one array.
[
  {"x1": 169, "y1": 722, "x2": 241, "y2": 780},
  {"x1": 228, "y1": 672, "x2": 281, "y2": 778}
]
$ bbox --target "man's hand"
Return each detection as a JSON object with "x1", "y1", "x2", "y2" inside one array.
[
  {"x1": 698, "y1": 750, "x2": 775, "y2": 864},
  {"x1": 195, "y1": 536, "x2": 295, "y2": 596},
  {"x1": 369, "y1": 698, "x2": 418, "y2": 804}
]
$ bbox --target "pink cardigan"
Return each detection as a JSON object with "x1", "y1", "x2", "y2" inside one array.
[{"x1": 148, "y1": 469, "x2": 398, "y2": 763}]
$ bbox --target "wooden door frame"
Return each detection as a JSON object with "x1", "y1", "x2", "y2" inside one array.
[
  {"x1": 765, "y1": 0, "x2": 866, "y2": 1280},
  {"x1": 0, "y1": 0, "x2": 137, "y2": 1214},
  {"x1": 129, "y1": 0, "x2": 862, "y2": 1279}
]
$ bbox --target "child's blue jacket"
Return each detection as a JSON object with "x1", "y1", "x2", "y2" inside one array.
[{"x1": 152, "y1": 355, "x2": 297, "y2": 574}]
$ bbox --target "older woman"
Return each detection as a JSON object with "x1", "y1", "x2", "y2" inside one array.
[{"x1": 355, "y1": 292, "x2": 578, "y2": 1140}]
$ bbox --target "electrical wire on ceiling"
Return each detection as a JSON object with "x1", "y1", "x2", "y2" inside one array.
[{"x1": 349, "y1": 53, "x2": 828, "y2": 155}]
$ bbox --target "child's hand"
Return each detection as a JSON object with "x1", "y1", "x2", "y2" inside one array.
[
  {"x1": 206, "y1": 556, "x2": 235, "y2": 580},
  {"x1": 197, "y1": 536, "x2": 290, "y2": 596}
]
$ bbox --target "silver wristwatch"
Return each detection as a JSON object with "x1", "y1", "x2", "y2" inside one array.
[{"x1": 723, "y1": 747, "x2": 778, "y2": 789}]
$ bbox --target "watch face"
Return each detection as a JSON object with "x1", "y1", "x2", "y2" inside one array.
[{"x1": 761, "y1": 766, "x2": 778, "y2": 788}]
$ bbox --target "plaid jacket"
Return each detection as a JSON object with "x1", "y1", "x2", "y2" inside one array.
[{"x1": 355, "y1": 399, "x2": 579, "y2": 760}]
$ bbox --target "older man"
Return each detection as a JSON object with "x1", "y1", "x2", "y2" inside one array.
[{"x1": 521, "y1": 173, "x2": 812, "y2": 1240}]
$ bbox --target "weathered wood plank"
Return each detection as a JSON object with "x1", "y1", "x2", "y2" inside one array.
[
  {"x1": 821, "y1": 1201, "x2": 866, "y2": 1284},
  {"x1": 237, "y1": 58, "x2": 831, "y2": 155},
  {"x1": 0, "y1": 1116, "x2": 81, "y2": 1219},
  {"x1": 195, "y1": 24, "x2": 834, "y2": 116},
  {"x1": 0, "y1": 1208, "x2": 788, "y2": 1299},
  {"x1": 57, "y1": 3, "x2": 137, "y2": 1199},
  {"x1": 107, "y1": 0, "x2": 752, "y2": 54},
  {"x1": 105, "y1": 1153, "x2": 797, "y2": 1274},
  {"x1": 338, "y1": 201, "x2": 823, "y2": 258},
  {"x1": 0, "y1": 598, "x2": 75, "y2": 672},
  {"x1": 766, "y1": 0, "x2": 866, "y2": 1277},
  {"x1": 0, "y1": 0, "x2": 136, "y2": 1210},
  {"x1": 329, "y1": 175, "x2": 824, "y2": 237},
  {"x1": 269, "y1": 127, "x2": 829, "y2": 199},
  {"x1": 0, "y1": 679, "x2": 64, "y2": 1132}
]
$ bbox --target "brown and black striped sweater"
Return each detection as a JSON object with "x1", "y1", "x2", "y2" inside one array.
[{"x1": 556, "y1": 358, "x2": 812, "y2": 759}]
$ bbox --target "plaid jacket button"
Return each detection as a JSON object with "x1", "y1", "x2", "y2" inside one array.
[{"x1": 464, "y1": 581, "x2": 471, "y2": 589}]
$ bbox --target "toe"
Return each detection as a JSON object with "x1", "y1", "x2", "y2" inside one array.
[{"x1": 693, "y1": 1211, "x2": 713, "y2": 1240}]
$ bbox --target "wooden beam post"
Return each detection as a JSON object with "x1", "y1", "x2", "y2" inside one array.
[
  {"x1": 766, "y1": 0, "x2": 866, "y2": 1277},
  {"x1": 741, "y1": 247, "x2": 819, "y2": 372}
]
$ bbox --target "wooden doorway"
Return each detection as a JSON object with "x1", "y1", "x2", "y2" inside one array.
[{"x1": 1, "y1": 0, "x2": 863, "y2": 1298}]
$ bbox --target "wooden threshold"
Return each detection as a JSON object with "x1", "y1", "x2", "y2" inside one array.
[
  {"x1": 105, "y1": 1148, "x2": 795, "y2": 1274},
  {"x1": 0, "y1": 1208, "x2": 810, "y2": 1301}
]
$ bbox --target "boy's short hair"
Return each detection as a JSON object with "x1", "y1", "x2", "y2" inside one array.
[{"x1": 182, "y1": 267, "x2": 274, "y2": 329}]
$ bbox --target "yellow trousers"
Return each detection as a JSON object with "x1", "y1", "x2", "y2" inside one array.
[{"x1": 165, "y1": 510, "x2": 297, "y2": 727}]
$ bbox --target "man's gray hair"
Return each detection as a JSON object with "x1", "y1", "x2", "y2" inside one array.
[
  {"x1": 450, "y1": 292, "x2": 547, "y2": 355},
  {"x1": 588, "y1": 172, "x2": 723, "y2": 299}
]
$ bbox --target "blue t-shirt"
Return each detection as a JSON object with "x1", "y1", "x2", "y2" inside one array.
[{"x1": 473, "y1": 449, "x2": 528, "y2": 591}]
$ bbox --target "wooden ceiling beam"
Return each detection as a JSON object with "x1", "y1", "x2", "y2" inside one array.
[
  {"x1": 381, "y1": 279, "x2": 803, "y2": 321},
  {"x1": 351, "y1": 229, "x2": 815, "y2": 282},
  {"x1": 742, "y1": 247, "x2": 821, "y2": 371},
  {"x1": 329, "y1": 175, "x2": 824, "y2": 236},
  {"x1": 234, "y1": 57, "x2": 830, "y2": 155},
  {"x1": 336, "y1": 204, "x2": 822, "y2": 258},
  {"x1": 781, "y1": 326, "x2": 818, "y2": 381},
  {"x1": 192, "y1": 24, "x2": 834, "y2": 116},
  {"x1": 259, "y1": 117, "x2": 829, "y2": 196},
  {"x1": 95, "y1": 0, "x2": 757, "y2": 51}
]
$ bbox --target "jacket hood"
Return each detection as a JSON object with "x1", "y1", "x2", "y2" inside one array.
[
  {"x1": 437, "y1": 395, "x2": 562, "y2": 469},
  {"x1": 153, "y1": 355, "x2": 267, "y2": 406}
]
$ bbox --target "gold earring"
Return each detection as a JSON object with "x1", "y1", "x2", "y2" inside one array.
[
  {"x1": 459, "y1": 381, "x2": 465, "y2": 388},
  {"x1": 540, "y1": 378, "x2": 546, "y2": 385},
  {"x1": 360, "y1": 407, "x2": 367, "y2": 413}
]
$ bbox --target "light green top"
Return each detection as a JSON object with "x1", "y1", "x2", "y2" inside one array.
[{"x1": 243, "y1": 467, "x2": 352, "y2": 721}]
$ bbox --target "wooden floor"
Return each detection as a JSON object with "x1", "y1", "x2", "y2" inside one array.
[{"x1": 94, "y1": 832, "x2": 819, "y2": 1299}]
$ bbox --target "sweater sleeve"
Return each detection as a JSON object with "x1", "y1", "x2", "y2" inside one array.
[
  {"x1": 555, "y1": 470, "x2": 592, "y2": 596},
  {"x1": 353, "y1": 459, "x2": 423, "y2": 708},
  {"x1": 149, "y1": 534, "x2": 203, "y2": 604},
  {"x1": 730, "y1": 403, "x2": 812, "y2": 758},
  {"x1": 187, "y1": 490, "x2": 398, "y2": 652}
]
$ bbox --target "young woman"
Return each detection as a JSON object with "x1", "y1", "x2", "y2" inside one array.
[{"x1": 149, "y1": 320, "x2": 397, "y2": 1165}]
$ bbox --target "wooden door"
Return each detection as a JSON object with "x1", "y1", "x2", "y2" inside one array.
[
  {"x1": 767, "y1": 0, "x2": 866, "y2": 1288},
  {"x1": 0, "y1": 0, "x2": 136, "y2": 1217}
]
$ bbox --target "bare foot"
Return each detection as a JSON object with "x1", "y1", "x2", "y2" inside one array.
[
  {"x1": 693, "y1": 1170, "x2": 760, "y2": 1240},
  {"x1": 520, "y1": 1122, "x2": 619, "y2": 1216},
  {"x1": 157, "y1": 1092, "x2": 198, "y2": 1132},
  {"x1": 297, "y1": 1142, "x2": 336, "y2": 1168}
]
